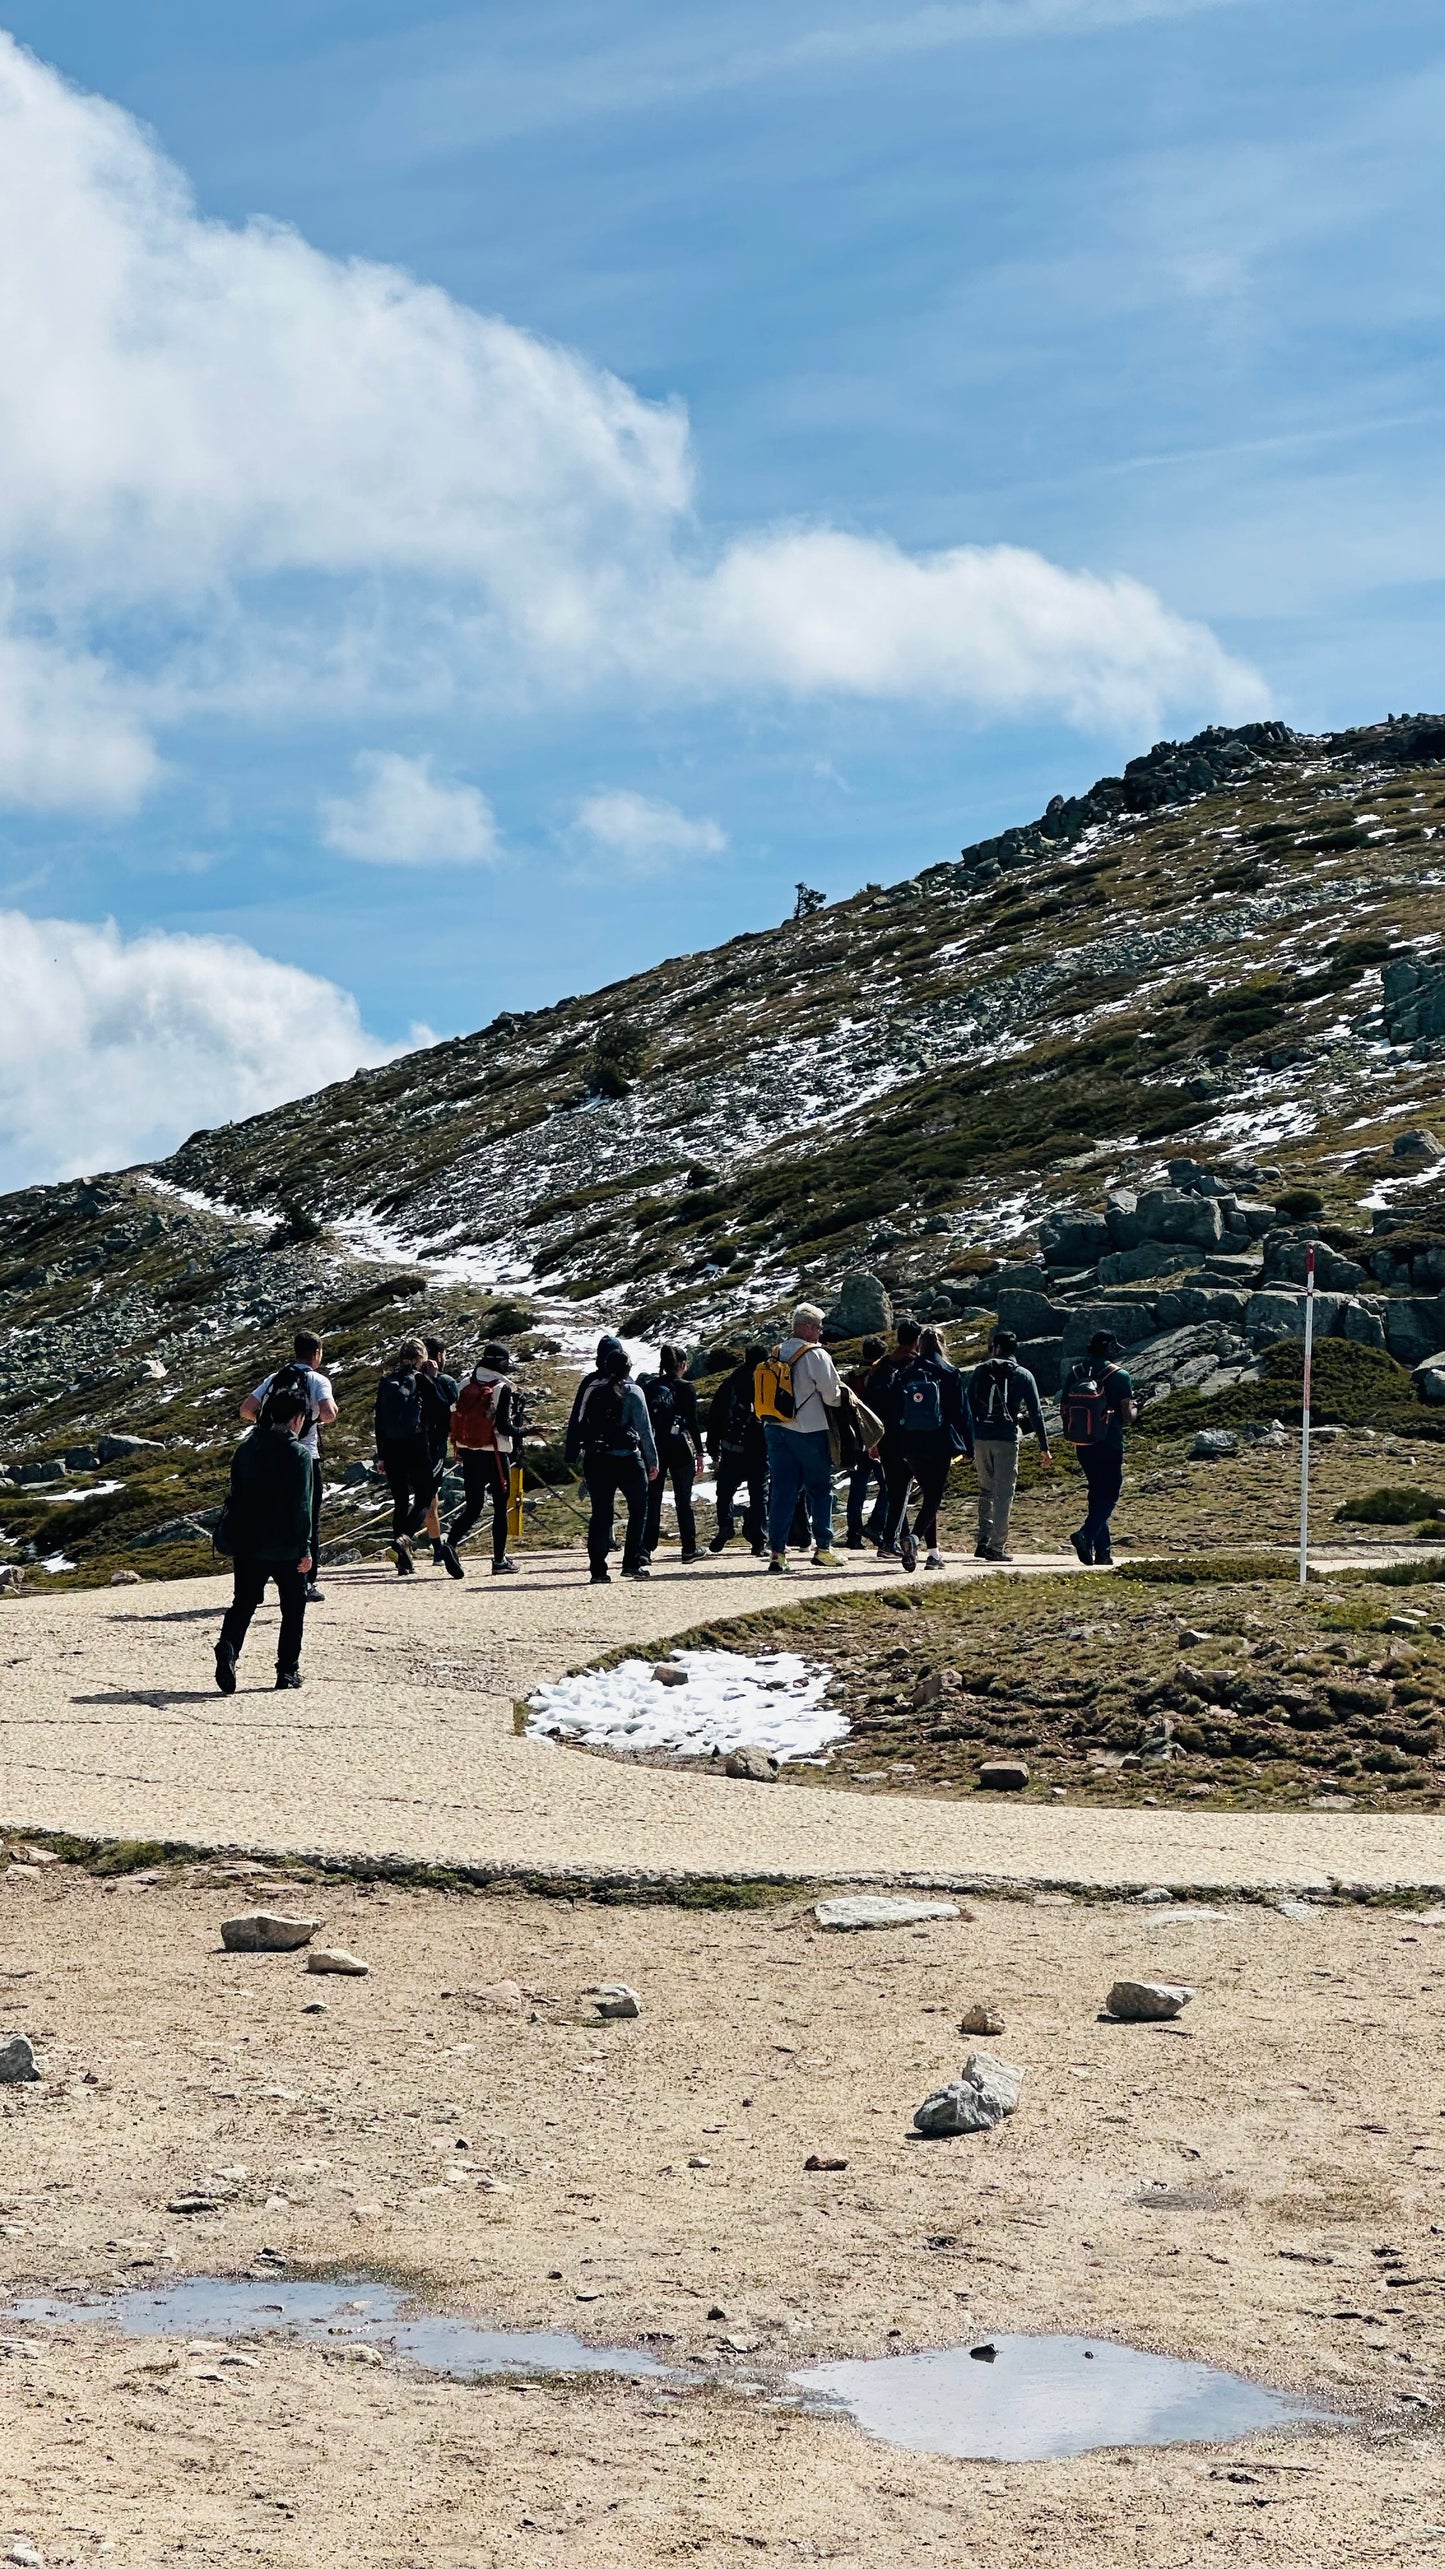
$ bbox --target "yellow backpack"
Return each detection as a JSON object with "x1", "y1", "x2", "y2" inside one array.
[{"x1": 753, "y1": 1348, "x2": 797, "y2": 1422}]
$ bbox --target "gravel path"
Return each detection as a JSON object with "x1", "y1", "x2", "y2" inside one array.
[{"x1": 3, "y1": 1546, "x2": 1444, "y2": 1893}]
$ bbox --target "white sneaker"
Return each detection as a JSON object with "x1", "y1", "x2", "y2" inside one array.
[{"x1": 924, "y1": 1550, "x2": 944, "y2": 1570}]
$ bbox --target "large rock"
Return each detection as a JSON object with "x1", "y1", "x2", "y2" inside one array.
[
  {"x1": 1155, "y1": 1285, "x2": 1250, "y2": 1331},
  {"x1": 1018, "y1": 1337, "x2": 1063, "y2": 1397},
  {"x1": 822, "y1": 1270, "x2": 892, "y2": 1339},
  {"x1": 1104, "y1": 1191, "x2": 1141, "y2": 1251},
  {"x1": 1190, "y1": 1428, "x2": 1238, "y2": 1459},
  {"x1": 913, "y1": 2050, "x2": 1024, "y2": 2137},
  {"x1": 1106, "y1": 1980, "x2": 1193, "y2": 2022},
  {"x1": 1394, "y1": 1126, "x2": 1445, "y2": 1160},
  {"x1": 1127, "y1": 1324, "x2": 1245, "y2": 1399},
  {"x1": 1235, "y1": 1198, "x2": 1282, "y2": 1238},
  {"x1": 1060, "y1": 1301, "x2": 1161, "y2": 1362},
  {"x1": 98, "y1": 1434, "x2": 161, "y2": 1462},
  {"x1": 724, "y1": 1745, "x2": 779, "y2": 1781},
  {"x1": 1096, "y1": 1241, "x2": 1197, "y2": 1289},
  {"x1": 1261, "y1": 1228, "x2": 1367, "y2": 1292},
  {"x1": 15, "y1": 1460, "x2": 66, "y2": 1487},
  {"x1": 1134, "y1": 1188, "x2": 1226, "y2": 1250},
  {"x1": 306, "y1": 1948, "x2": 369, "y2": 1976},
  {"x1": 221, "y1": 1912, "x2": 319, "y2": 1953},
  {"x1": 995, "y1": 1287, "x2": 1067, "y2": 1339},
  {"x1": 1414, "y1": 1354, "x2": 1445, "y2": 1404},
  {"x1": 1385, "y1": 1297, "x2": 1445, "y2": 1365},
  {"x1": 1040, "y1": 1213, "x2": 1110, "y2": 1268},
  {"x1": 1342, "y1": 1299, "x2": 1388, "y2": 1351},
  {"x1": 1245, "y1": 1289, "x2": 1346, "y2": 1343},
  {"x1": 814, "y1": 1895, "x2": 960, "y2": 1931},
  {"x1": 1383, "y1": 958, "x2": 1445, "y2": 1049},
  {"x1": 0, "y1": 2033, "x2": 40, "y2": 2083}
]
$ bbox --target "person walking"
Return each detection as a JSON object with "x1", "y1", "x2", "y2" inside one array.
[
  {"x1": 706, "y1": 1343, "x2": 770, "y2": 1556},
  {"x1": 564, "y1": 1335, "x2": 658, "y2": 1583},
  {"x1": 419, "y1": 1336, "x2": 460, "y2": 1566},
  {"x1": 241, "y1": 1330, "x2": 336, "y2": 1603},
  {"x1": 374, "y1": 1337, "x2": 438, "y2": 1575},
  {"x1": 214, "y1": 1371, "x2": 315, "y2": 1694},
  {"x1": 641, "y1": 1344, "x2": 703, "y2": 1564},
  {"x1": 1060, "y1": 1329, "x2": 1137, "y2": 1565},
  {"x1": 440, "y1": 1342, "x2": 520, "y2": 1576},
  {"x1": 844, "y1": 1334, "x2": 892, "y2": 1549},
  {"x1": 966, "y1": 1326, "x2": 1052, "y2": 1563},
  {"x1": 761, "y1": 1302, "x2": 843, "y2": 1572},
  {"x1": 878, "y1": 1321, "x2": 972, "y2": 1572}
]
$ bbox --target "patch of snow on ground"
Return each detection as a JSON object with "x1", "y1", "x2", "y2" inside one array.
[
  {"x1": 40, "y1": 1553, "x2": 76, "y2": 1573},
  {"x1": 526, "y1": 1648, "x2": 846, "y2": 1763}
]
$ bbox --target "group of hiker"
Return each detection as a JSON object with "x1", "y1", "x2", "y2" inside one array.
[{"x1": 211, "y1": 1307, "x2": 1137, "y2": 1687}]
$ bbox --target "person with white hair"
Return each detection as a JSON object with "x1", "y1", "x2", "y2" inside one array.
[{"x1": 762, "y1": 1301, "x2": 843, "y2": 1572}]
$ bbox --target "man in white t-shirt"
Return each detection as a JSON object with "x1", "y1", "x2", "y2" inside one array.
[
  {"x1": 765, "y1": 1301, "x2": 843, "y2": 1572},
  {"x1": 241, "y1": 1330, "x2": 337, "y2": 1602}
]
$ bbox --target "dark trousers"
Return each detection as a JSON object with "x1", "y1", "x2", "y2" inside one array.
[
  {"x1": 379, "y1": 1436, "x2": 440, "y2": 1544},
  {"x1": 585, "y1": 1454, "x2": 649, "y2": 1574},
  {"x1": 308, "y1": 1446, "x2": 323, "y2": 1572},
  {"x1": 846, "y1": 1452, "x2": 888, "y2": 1542},
  {"x1": 883, "y1": 1447, "x2": 953, "y2": 1551},
  {"x1": 448, "y1": 1449, "x2": 510, "y2": 1562},
  {"x1": 1078, "y1": 1444, "x2": 1124, "y2": 1561},
  {"x1": 645, "y1": 1451, "x2": 697, "y2": 1557},
  {"x1": 714, "y1": 1448, "x2": 767, "y2": 1548},
  {"x1": 219, "y1": 1559, "x2": 307, "y2": 1676}
]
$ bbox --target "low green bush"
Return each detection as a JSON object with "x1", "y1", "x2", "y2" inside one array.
[
  {"x1": 1114, "y1": 1552, "x2": 1295, "y2": 1584},
  {"x1": 1334, "y1": 1485, "x2": 1445, "y2": 1524}
]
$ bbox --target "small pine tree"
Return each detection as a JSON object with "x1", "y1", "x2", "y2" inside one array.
[
  {"x1": 589, "y1": 1016, "x2": 650, "y2": 1098},
  {"x1": 792, "y1": 882, "x2": 826, "y2": 921}
]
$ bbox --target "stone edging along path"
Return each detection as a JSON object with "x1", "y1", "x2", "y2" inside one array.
[{"x1": 2, "y1": 1547, "x2": 1445, "y2": 1901}]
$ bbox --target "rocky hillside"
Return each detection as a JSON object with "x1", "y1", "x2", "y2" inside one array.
[{"x1": 3, "y1": 708, "x2": 1445, "y2": 1581}]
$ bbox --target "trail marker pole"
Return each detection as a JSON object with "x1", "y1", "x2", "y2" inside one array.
[
  {"x1": 1298, "y1": 1243, "x2": 1315, "y2": 1586},
  {"x1": 508, "y1": 1461, "x2": 525, "y2": 1548}
]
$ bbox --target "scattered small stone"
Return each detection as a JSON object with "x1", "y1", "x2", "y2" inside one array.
[
  {"x1": 1385, "y1": 1614, "x2": 1426, "y2": 1635},
  {"x1": 220, "y1": 1913, "x2": 319, "y2": 1953},
  {"x1": 1275, "y1": 1899, "x2": 1318, "y2": 1922},
  {"x1": 1136, "y1": 1887, "x2": 1174, "y2": 1905},
  {"x1": 8, "y1": 2541, "x2": 43, "y2": 2567},
  {"x1": 959, "y1": 2003, "x2": 1005, "y2": 2036},
  {"x1": 0, "y1": 2034, "x2": 40, "y2": 2084},
  {"x1": 723, "y1": 1745, "x2": 779, "y2": 1781},
  {"x1": 166, "y1": 2193, "x2": 219, "y2": 2215},
  {"x1": 1177, "y1": 1627, "x2": 1212, "y2": 1647},
  {"x1": 803, "y1": 2153, "x2": 848, "y2": 2171},
  {"x1": 464, "y1": 1979, "x2": 524, "y2": 2013},
  {"x1": 331, "y1": 2343, "x2": 384, "y2": 2366},
  {"x1": 977, "y1": 1759, "x2": 1028, "y2": 1792},
  {"x1": 651, "y1": 1663, "x2": 689, "y2": 1686},
  {"x1": 11, "y1": 1847, "x2": 57, "y2": 1866},
  {"x1": 813, "y1": 1895, "x2": 961, "y2": 1931},
  {"x1": 0, "y1": 1567, "x2": 25, "y2": 1598},
  {"x1": 109, "y1": 1570, "x2": 142, "y2": 1586},
  {"x1": 1189, "y1": 1428, "x2": 1239, "y2": 1459},
  {"x1": 687, "y1": 2154, "x2": 711, "y2": 2168},
  {"x1": 305, "y1": 1948, "x2": 368, "y2": 1976},
  {"x1": 912, "y1": 2050, "x2": 1024, "y2": 2137},
  {"x1": 1106, "y1": 1981, "x2": 1193, "y2": 2022},
  {"x1": 302, "y1": 2001, "x2": 327, "y2": 2015},
  {"x1": 968, "y1": 2342, "x2": 998, "y2": 2363},
  {"x1": 586, "y1": 1982, "x2": 641, "y2": 2019}
]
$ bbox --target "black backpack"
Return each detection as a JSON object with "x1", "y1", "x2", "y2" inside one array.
[
  {"x1": 580, "y1": 1376, "x2": 631, "y2": 1457},
  {"x1": 644, "y1": 1374, "x2": 678, "y2": 1442},
  {"x1": 971, "y1": 1358, "x2": 1017, "y2": 1434},
  {"x1": 376, "y1": 1368, "x2": 424, "y2": 1442}
]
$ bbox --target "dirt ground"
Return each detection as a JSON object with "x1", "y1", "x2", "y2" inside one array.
[{"x1": 2, "y1": 1860, "x2": 1443, "y2": 2566}]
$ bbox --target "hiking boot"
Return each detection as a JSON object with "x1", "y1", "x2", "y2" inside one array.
[
  {"x1": 874, "y1": 1542, "x2": 896, "y2": 1559},
  {"x1": 1094, "y1": 1546, "x2": 1114, "y2": 1566},
  {"x1": 492, "y1": 1556, "x2": 518, "y2": 1575},
  {"x1": 899, "y1": 1527, "x2": 918, "y2": 1573},
  {"x1": 984, "y1": 1547, "x2": 1014, "y2": 1563},
  {"x1": 214, "y1": 1640, "x2": 237, "y2": 1697},
  {"x1": 924, "y1": 1550, "x2": 944, "y2": 1570},
  {"x1": 1068, "y1": 1530, "x2": 1092, "y2": 1564},
  {"x1": 431, "y1": 1544, "x2": 446, "y2": 1567},
  {"x1": 395, "y1": 1539, "x2": 415, "y2": 1576},
  {"x1": 621, "y1": 1563, "x2": 651, "y2": 1580},
  {"x1": 973, "y1": 1542, "x2": 990, "y2": 1559},
  {"x1": 304, "y1": 1580, "x2": 325, "y2": 1603},
  {"x1": 768, "y1": 1552, "x2": 792, "y2": 1574},
  {"x1": 439, "y1": 1542, "x2": 465, "y2": 1580},
  {"x1": 707, "y1": 1531, "x2": 731, "y2": 1554},
  {"x1": 845, "y1": 1532, "x2": 865, "y2": 1550},
  {"x1": 275, "y1": 1668, "x2": 302, "y2": 1690},
  {"x1": 589, "y1": 1568, "x2": 611, "y2": 1585},
  {"x1": 750, "y1": 1541, "x2": 769, "y2": 1558},
  {"x1": 812, "y1": 1547, "x2": 842, "y2": 1569},
  {"x1": 679, "y1": 1549, "x2": 700, "y2": 1564}
]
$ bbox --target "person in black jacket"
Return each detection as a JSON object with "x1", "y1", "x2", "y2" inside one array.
[
  {"x1": 564, "y1": 1336, "x2": 659, "y2": 1583},
  {"x1": 641, "y1": 1344, "x2": 703, "y2": 1564},
  {"x1": 214, "y1": 1375, "x2": 315, "y2": 1693},
  {"x1": 374, "y1": 1336, "x2": 436, "y2": 1575},
  {"x1": 878, "y1": 1321, "x2": 972, "y2": 1573},
  {"x1": 706, "y1": 1344, "x2": 770, "y2": 1555},
  {"x1": 844, "y1": 1334, "x2": 891, "y2": 1548},
  {"x1": 420, "y1": 1335, "x2": 460, "y2": 1566}
]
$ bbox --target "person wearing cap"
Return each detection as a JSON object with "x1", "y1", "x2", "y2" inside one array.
[
  {"x1": 1062, "y1": 1329, "x2": 1137, "y2": 1565},
  {"x1": 965, "y1": 1326, "x2": 1052, "y2": 1562},
  {"x1": 564, "y1": 1336, "x2": 659, "y2": 1583},
  {"x1": 441, "y1": 1342, "x2": 521, "y2": 1576}
]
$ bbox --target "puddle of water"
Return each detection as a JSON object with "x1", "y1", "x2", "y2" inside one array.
[
  {"x1": 790, "y1": 2333, "x2": 1339, "y2": 2463},
  {"x1": 11, "y1": 2278, "x2": 676, "y2": 2384}
]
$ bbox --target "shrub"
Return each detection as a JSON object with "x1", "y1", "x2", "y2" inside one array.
[
  {"x1": 1334, "y1": 1486, "x2": 1445, "y2": 1525},
  {"x1": 1141, "y1": 1338, "x2": 1433, "y2": 1438},
  {"x1": 588, "y1": 1018, "x2": 650, "y2": 1097},
  {"x1": 1115, "y1": 1553, "x2": 1296, "y2": 1585},
  {"x1": 1275, "y1": 1187, "x2": 1325, "y2": 1219}
]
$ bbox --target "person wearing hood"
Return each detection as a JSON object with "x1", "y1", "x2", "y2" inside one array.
[
  {"x1": 440, "y1": 1341, "x2": 520, "y2": 1577},
  {"x1": 965, "y1": 1326, "x2": 1052, "y2": 1562},
  {"x1": 214, "y1": 1372, "x2": 315, "y2": 1695},
  {"x1": 641, "y1": 1343, "x2": 703, "y2": 1564},
  {"x1": 763, "y1": 1301, "x2": 843, "y2": 1572},
  {"x1": 564, "y1": 1335, "x2": 659, "y2": 1583}
]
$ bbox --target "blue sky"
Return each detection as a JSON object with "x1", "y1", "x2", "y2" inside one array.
[{"x1": 0, "y1": 0, "x2": 1440, "y2": 1184}]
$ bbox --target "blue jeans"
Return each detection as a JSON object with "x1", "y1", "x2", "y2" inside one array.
[{"x1": 765, "y1": 1423, "x2": 834, "y2": 1553}]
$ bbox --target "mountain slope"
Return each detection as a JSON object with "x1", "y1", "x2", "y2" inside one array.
[{"x1": 3, "y1": 708, "x2": 1445, "y2": 1583}]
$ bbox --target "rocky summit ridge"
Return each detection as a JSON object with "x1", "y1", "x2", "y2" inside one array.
[{"x1": 3, "y1": 708, "x2": 1445, "y2": 1577}]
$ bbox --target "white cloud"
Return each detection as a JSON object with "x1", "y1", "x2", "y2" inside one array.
[
  {"x1": 572, "y1": 790, "x2": 728, "y2": 878},
  {"x1": 0, "y1": 31, "x2": 1266, "y2": 812},
  {"x1": 321, "y1": 751, "x2": 501, "y2": 866},
  {"x1": 0, "y1": 910, "x2": 404, "y2": 1188}
]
